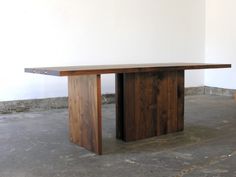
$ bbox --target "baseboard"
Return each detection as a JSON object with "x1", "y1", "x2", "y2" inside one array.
[
  {"x1": 185, "y1": 87, "x2": 205, "y2": 96},
  {"x1": 204, "y1": 86, "x2": 236, "y2": 97},
  {"x1": 0, "y1": 86, "x2": 235, "y2": 114}
]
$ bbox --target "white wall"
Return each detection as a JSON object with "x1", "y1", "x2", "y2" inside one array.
[
  {"x1": 0, "y1": 0, "x2": 205, "y2": 101},
  {"x1": 205, "y1": 0, "x2": 236, "y2": 89}
]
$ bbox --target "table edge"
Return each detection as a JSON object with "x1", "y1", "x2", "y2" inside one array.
[{"x1": 25, "y1": 63, "x2": 232, "y2": 76}]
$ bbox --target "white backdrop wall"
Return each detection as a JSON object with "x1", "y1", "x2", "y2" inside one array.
[
  {"x1": 205, "y1": 0, "x2": 236, "y2": 88},
  {"x1": 0, "y1": 0, "x2": 205, "y2": 101}
]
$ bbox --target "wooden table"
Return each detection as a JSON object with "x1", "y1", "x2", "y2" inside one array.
[{"x1": 25, "y1": 63, "x2": 231, "y2": 155}]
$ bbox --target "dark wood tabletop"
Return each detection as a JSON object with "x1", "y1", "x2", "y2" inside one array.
[{"x1": 25, "y1": 63, "x2": 231, "y2": 76}]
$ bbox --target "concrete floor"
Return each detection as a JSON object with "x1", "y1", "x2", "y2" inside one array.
[{"x1": 0, "y1": 95, "x2": 236, "y2": 177}]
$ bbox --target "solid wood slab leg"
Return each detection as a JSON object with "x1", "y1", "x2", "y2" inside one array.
[
  {"x1": 116, "y1": 71, "x2": 185, "y2": 141},
  {"x1": 68, "y1": 75, "x2": 102, "y2": 155},
  {"x1": 156, "y1": 71, "x2": 185, "y2": 136}
]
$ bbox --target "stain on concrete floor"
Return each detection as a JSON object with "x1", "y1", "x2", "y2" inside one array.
[{"x1": 0, "y1": 95, "x2": 236, "y2": 177}]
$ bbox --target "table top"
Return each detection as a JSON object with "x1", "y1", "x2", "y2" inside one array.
[{"x1": 25, "y1": 63, "x2": 231, "y2": 76}]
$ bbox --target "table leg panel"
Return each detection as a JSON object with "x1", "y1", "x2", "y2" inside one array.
[
  {"x1": 133, "y1": 73, "x2": 158, "y2": 140},
  {"x1": 68, "y1": 75, "x2": 102, "y2": 154},
  {"x1": 116, "y1": 73, "x2": 159, "y2": 141},
  {"x1": 123, "y1": 73, "x2": 136, "y2": 141},
  {"x1": 116, "y1": 71, "x2": 185, "y2": 141},
  {"x1": 156, "y1": 71, "x2": 181, "y2": 135}
]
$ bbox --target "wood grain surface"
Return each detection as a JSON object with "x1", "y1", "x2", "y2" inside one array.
[
  {"x1": 68, "y1": 75, "x2": 102, "y2": 154},
  {"x1": 25, "y1": 63, "x2": 231, "y2": 76},
  {"x1": 116, "y1": 71, "x2": 185, "y2": 141}
]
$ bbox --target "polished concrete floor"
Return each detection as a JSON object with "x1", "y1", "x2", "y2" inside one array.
[{"x1": 0, "y1": 95, "x2": 236, "y2": 177}]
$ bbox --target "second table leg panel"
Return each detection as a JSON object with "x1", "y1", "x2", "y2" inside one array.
[{"x1": 116, "y1": 71, "x2": 185, "y2": 142}]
